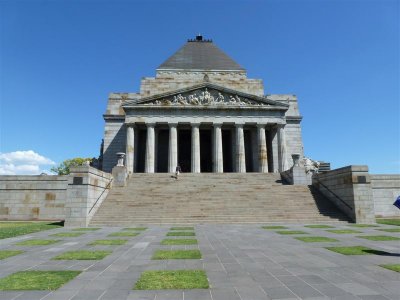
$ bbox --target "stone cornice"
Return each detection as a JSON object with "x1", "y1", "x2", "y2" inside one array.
[{"x1": 103, "y1": 114, "x2": 125, "y2": 121}]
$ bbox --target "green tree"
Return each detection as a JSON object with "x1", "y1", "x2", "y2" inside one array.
[{"x1": 51, "y1": 158, "x2": 92, "y2": 175}]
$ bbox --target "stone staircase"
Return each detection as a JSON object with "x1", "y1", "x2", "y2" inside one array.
[{"x1": 89, "y1": 173, "x2": 349, "y2": 226}]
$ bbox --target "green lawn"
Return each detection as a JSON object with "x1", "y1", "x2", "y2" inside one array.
[
  {"x1": 152, "y1": 250, "x2": 201, "y2": 260},
  {"x1": 356, "y1": 235, "x2": 400, "y2": 241},
  {"x1": 0, "y1": 250, "x2": 23, "y2": 260},
  {"x1": 72, "y1": 228, "x2": 100, "y2": 231},
  {"x1": 161, "y1": 239, "x2": 198, "y2": 245},
  {"x1": 88, "y1": 239, "x2": 127, "y2": 245},
  {"x1": 326, "y1": 229, "x2": 362, "y2": 234},
  {"x1": 16, "y1": 239, "x2": 60, "y2": 246},
  {"x1": 0, "y1": 221, "x2": 63, "y2": 240},
  {"x1": 380, "y1": 264, "x2": 400, "y2": 272},
  {"x1": 377, "y1": 228, "x2": 400, "y2": 233},
  {"x1": 262, "y1": 226, "x2": 288, "y2": 230},
  {"x1": 348, "y1": 224, "x2": 379, "y2": 228},
  {"x1": 326, "y1": 246, "x2": 389, "y2": 255},
  {"x1": 167, "y1": 232, "x2": 195, "y2": 236},
  {"x1": 108, "y1": 232, "x2": 139, "y2": 237},
  {"x1": 170, "y1": 227, "x2": 194, "y2": 231},
  {"x1": 276, "y1": 230, "x2": 308, "y2": 235},
  {"x1": 304, "y1": 225, "x2": 335, "y2": 229},
  {"x1": 53, "y1": 250, "x2": 112, "y2": 260},
  {"x1": 295, "y1": 236, "x2": 338, "y2": 242},
  {"x1": 376, "y1": 219, "x2": 400, "y2": 226},
  {"x1": 123, "y1": 227, "x2": 147, "y2": 231},
  {"x1": 0, "y1": 271, "x2": 81, "y2": 290},
  {"x1": 51, "y1": 232, "x2": 85, "y2": 238},
  {"x1": 134, "y1": 270, "x2": 209, "y2": 290}
]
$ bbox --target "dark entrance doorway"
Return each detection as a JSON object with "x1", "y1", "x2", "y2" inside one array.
[
  {"x1": 135, "y1": 128, "x2": 146, "y2": 173},
  {"x1": 200, "y1": 129, "x2": 212, "y2": 172},
  {"x1": 222, "y1": 129, "x2": 233, "y2": 172},
  {"x1": 178, "y1": 129, "x2": 191, "y2": 172},
  {"x1": 244, "y1": 130, "x2": 255, "y2": 172},
  {"x1": 156, "y1": 129, "x2": 169, "y2": 173}
]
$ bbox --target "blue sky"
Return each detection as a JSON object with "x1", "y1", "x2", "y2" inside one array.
[{"x1": 0, "y1": 0, "x2": 399, "y2": 174}]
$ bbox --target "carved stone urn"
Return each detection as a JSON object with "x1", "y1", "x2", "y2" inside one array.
[
  {"x1": 292, "y1": 153, "x2": 301, "y2": 167},
  {"x1": 116, "y1": 152, "x2": 126, "y2": 167}
]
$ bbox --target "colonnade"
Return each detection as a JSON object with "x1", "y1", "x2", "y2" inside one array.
[{"x1": 125, "y1": 122, "x2": 287, "y2": 173}]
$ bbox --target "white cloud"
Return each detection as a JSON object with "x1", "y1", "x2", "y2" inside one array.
[{"x1": 0, "y1": 150, "x2": 56, "y2": 175}]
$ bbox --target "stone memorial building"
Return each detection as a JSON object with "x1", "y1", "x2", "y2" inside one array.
[{"x1": 102, "y1": 35, "x2": 304, "y2": 174}]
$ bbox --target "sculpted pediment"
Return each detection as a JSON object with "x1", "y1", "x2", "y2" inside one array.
[{"x1": 123, "y1": 83, "x2": 288, "y2": 108}]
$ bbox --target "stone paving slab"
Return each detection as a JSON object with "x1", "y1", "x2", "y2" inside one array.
[{"x1": 0, "y1": 224, "x2": 399, "y2": 299}]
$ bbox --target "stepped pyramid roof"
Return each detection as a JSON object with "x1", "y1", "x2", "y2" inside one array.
[{"x1": 157, "y1": 35, "x2": 245, "y2": 72}]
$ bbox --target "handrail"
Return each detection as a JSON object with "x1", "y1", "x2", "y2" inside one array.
[
  {"x1": 314, "y1": 178, "x2": 353, "y2": 210},
  {"x1": 89, "y1": 178, "x2": 113, "y2": 214}
]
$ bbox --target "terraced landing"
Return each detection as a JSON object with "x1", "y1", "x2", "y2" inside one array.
[{"x1": 90, "y1": 173, "x2": 348, "y2": 226}]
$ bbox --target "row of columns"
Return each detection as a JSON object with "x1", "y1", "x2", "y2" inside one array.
[{"x1": 125, "y1": 123, "x2": 287, "y2": 174}]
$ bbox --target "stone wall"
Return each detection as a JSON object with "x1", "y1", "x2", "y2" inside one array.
[
  {"x1": 371, "y1": 174, "x2": 400, "y2": 218},
  {"x1": 0, "y1": 175, "x2": 68, "y2": 220},
  {"x1": 312, "y1": 165, "x2": 376, "y2": 223},
  {"x1": 102, "y1": 120, "x2": 126, "y2": 173},
  {"x1": 65, "y1": 166, "x2": 112, "y2": 227}
]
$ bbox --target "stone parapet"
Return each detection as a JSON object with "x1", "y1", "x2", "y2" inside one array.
[
  {"x1": 312, "y1": 165, "x2": 376, "y2": 223},
  {"x1": 371, "y1": 174, "x2": 400, "y2": 218},
  {"x1": 65, "y1": 166, "x2": 112, "y2": 227},
  {"x1": 0, "y1": 175, "x2": 68, "y2": 220}
]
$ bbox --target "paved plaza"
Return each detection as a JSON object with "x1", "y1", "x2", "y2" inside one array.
[{"x1": 0, "y1": 223, "x2": 399, "y2": 300}]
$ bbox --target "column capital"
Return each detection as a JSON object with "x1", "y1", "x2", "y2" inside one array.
[
  {"x1": 235, "y1": 123, "x2": 244, "y2": 128},
  {"x1": 191, "y1": 123, "x2": 200, "y2": 128},
  {"x1": 125, "y1": 123, "x2": 136, "y2": 128},
  {"x1": 168, "y1": 122, "x2": 178, "y2": 128},
  {"x1": 256, "y1": 123, "x2": 267, "y2": 128},
  {"x1": 146, "y1": 122, "x2": 156, "y2": 128},
  {"x1": 213, "y1": 123, "x2": 222, "y2": 128}
]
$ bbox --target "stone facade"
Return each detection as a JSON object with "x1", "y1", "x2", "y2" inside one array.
[
  {"x1": 102, "y1": 37, "x2": 304, "y2": 174},
  {"x1": 371, "y1": 174, "x2": 400, "y2": 217},
  {"x1": 0, "y1": 175, "x2": 67, "y2": 220}
]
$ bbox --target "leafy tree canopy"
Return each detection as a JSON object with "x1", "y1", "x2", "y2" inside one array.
[{"x1": 51, "y1": 158, "x2": 92, "y2": 175}]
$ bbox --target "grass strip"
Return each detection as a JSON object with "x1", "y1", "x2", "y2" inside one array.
[
  {"x1": 0, "y1": 221, "x2": 63, "y2": 240},
  {"x1": 276, "y1": 230, "x2": 308, "y2": 235},
  {"x1": 380, "y1": 264, "x2": 400, "y2": 272},
  {"x1": 53, "y1": 250, "x2": 112, "y2": 260},
  {"x1": 170, "y1": 227, "x2": 194, "y2": 231},
  {"x1": 0, "y1": 250, "x2": 23, "y2": 260},
  {"x1": 152, "y1": 250, "x2": 201, "y2": 260},
  {"x1": 161, "y1": 239, "x2": 198, "y2": 245},
  {"x1": 348, "y1": 224, "x2": 379, "y2": 228},
  {"x1": 377, "y1": 228, "x2": 400, "y2": 233},
  {"x1": 304, "y1": 225, "x2": 335, "y2": 228},
  {"x1": 356, "y1": 235, "x2": 400, "y2": 241},
  {"x1": 88, "y1": 239, "x2": 127, "y2": 245},
  {"x1": 51, "y1": 232, "x2": 85, "y2": 238},
  {"x1": 166, "y1": 232, "x2": 195, "y2": 236},
  {"x1": 72, "y1": 228, "x2": 100, "y2": 231},
  {"x1": 326, "y1": 246, "x2": 390, "y2": 255},
  {"x1": 262, "y1": 226, "x2": 288, "y2": 230},
  {"x1": 0, "y1": 271, "x2": 81, "y2": 290},
  {"x1": 134, "y1": 270, "x2": 209, "y2": 289},
  {"x1": 326, "y1": 229, "x2": 362, "y2": 234},
  {"x1": 16, "y1": 239, "x2": 60, "y2": 246},
  {"x1": 295, "y1": 236, "x2": 338, "y2": 242},
  {"x1": 108, "y1": 232, "x2": 139, "y2": 237},
  {"x1": 376, "y1": 219, "x2": 400, "y2": 226},
  {"x1": 123, "y1": 227, "x2": 147, "y2": 231}
]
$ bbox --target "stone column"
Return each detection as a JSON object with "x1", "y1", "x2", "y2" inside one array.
[
  {"x1": 168, "y1": 123, "x2": 178, "y2": 173},
  {"x1": 191, "y1": 123, "x2": 201, "y2": 173},
  {"x1": 213, "y1": 123, "x2": 223, "y2": 173},
  {"x1": 278, "y1": 124, "x2": 288, "y2": 171},
  {"x1": 236, "y1": 124, "x2": 246, "y2": 173},
  {"x1": 270, "y1": 126, "x2": 279, "y2": 172},
  {"x1": 257, "y1": 124, "x2": 268, "y2": 173},
  {"x1": 145, "y1": 123, "x2": 155, "y2": 173},
  {"x1": 125, "y1": 125, "x2": 135, "y2": 174}
]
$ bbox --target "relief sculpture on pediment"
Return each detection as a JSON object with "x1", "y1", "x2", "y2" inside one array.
[{"x1": 143, "y1": 88, "x2": 266, "y2": 106}]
